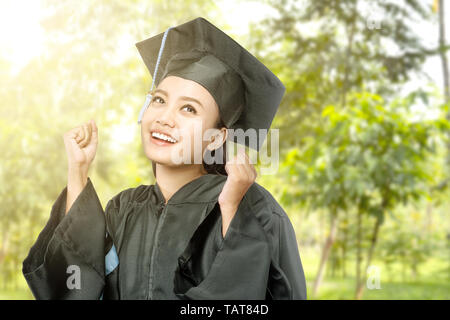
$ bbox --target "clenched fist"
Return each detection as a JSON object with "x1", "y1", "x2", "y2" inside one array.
[
  {"x1": 63, "y1": 119, "x2": 98, "y2": 174},
  {"x1": 218, "y1": 149, "x2": 257, "y2": 237}
]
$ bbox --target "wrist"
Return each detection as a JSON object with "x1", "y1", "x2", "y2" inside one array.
[
  {"x1": 219, "y1": 203, "x2": 238, "y2": 216},
  {"x1": 68, "y1": 164, "x2": 88, "y2": 177},
  {"x1": 67, "y1": 168, "x2": 88, "y2": 186}
]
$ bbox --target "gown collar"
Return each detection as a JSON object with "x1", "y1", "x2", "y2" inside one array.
[{"x1": 153, "y1": 173, "x2": 227, "y2": 205}]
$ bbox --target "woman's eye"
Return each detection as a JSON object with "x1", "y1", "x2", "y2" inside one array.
[
  {"x1": 182, "y1": 105, "x2": 197, "y2": 114},
  {"x1": 150, "y1": 96, "x2": 196, "y2": 114},
  {"x1": 151, "y1": 96, "x2": 164, "y2": 104}
]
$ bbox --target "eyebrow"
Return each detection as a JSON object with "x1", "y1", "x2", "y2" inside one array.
[{"x1": 153, "y1": 88, "x2": 204, "y2": 110}]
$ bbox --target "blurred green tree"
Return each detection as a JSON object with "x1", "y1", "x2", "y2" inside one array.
[
  {"x1": 281, "y1": 91, "x2": 449, "y2": 298},
  {"x1": 0, "y1": 0, "x2": 222, "y2": 292}
]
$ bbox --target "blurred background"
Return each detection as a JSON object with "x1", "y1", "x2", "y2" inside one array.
[{"x1": 1, "y1": 0, "x2": 449, "y2": 300}]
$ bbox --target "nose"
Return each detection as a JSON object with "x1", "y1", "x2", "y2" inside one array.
[{"x1": 156, "y1": 106, "x2": 176, "y2": 128}]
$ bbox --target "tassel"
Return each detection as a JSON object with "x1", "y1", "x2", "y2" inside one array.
[
  {"x1": 137, "y1": 26, "x2": 173, "y2": 124},
  {"x1": 137, "y1": 93, "x2": 152, "y2": 124}
]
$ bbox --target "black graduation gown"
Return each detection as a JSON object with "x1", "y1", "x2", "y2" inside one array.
[{"x1": 22, "y1": 173, "x2": 307, "y2": 299}]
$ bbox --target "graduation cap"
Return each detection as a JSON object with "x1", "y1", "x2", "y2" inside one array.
[{"x1": 135, "y1": 17, "x2": 285, "y2": 151}]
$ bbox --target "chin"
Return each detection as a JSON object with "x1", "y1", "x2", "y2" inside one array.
[
  {"x1": 143, "y1": 140, "x2": 201, "y2": 166},
  {"x1": 145, "y1": 152, "x2": 172, "y2": 165},
  {"x1": 144, "y1": 150, "x2": 184, "y2": 167}
]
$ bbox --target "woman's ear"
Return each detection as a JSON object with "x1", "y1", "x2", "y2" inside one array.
[{"x1": 207, "y1": 127, "x2": 228, "y2": 151}]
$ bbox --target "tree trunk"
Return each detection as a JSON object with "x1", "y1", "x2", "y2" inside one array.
[
  {"x1": 439, "y1": 0, "x2": 450, "y2": 102},
  {"x1": 355, "y1": 209, "x2": 363, "y2": 298},
  {"x1": 438, "y1": 0, "x2": 450, "y2": 175},
  {"x1": 342, "y1": 210, "x2": 348, "y2": 278},
  {"x1": 341, "y1": 4, "x2": 357, "y2": 108},
  {"x1": 319, "y1": 209, "x2": 324, "y2": 248},
  {"x1": 312, "y1": 210, "x2": 338, "y2": 298},
  {"x1": 402, "y1": 256, "x2": 406, "y2": 282},
  {"x1": 355, "y1": 215, "x2": 382, "y2": 300},
  {"x1": 426, "y1": 201, "x2": 433, "y2": 233}
]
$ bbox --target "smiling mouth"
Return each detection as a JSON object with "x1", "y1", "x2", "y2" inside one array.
[{"x1": 150, "y1": 131, "x2": 178, "y2": 144}]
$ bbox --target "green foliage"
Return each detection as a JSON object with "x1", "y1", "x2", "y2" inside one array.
[
  {"x1": 1, "y1": 0, "x2": 450, "y2": 299},
  {"x1": 0, "y1": 0, "x2": 225, "y2": 294},
  {"x1": 281, "y1": 91, "x2": 449, "y2": 222},
  {"x1": 249, "y1": 0, "x2": 437, "y2": 153}
]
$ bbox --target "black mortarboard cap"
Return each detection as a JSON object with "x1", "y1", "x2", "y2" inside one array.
[{"x1": 135, "y1": 17, "x2": 285, "y2": 151}]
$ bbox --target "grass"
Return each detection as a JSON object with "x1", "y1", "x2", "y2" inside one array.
[
  {"x1": 301, "y1": 247, "x2": 450, "y2": 300},
  {"x1": 3, "y1": 279, "x2": 448, "y2": 300},
  {"x1": 1, "y1": 247, "x2": 449, "y2": 300},
  {"x1": 0, "y1": 288, "x2": 34, "y2": 300},
  {"x1": 305, "y1": 277, "x2": 450, "y2": 300}
]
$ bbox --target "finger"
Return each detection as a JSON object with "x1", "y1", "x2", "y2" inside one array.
[
  {"x1": 75, "y1": 126, "x2": 84, "y2": 143},
  {"x1": 79, "y1": 124, "x2": 89, "y2": 148},
  {"x1": 250, "y1": 163, "x2": 257, "y2": 179},
  {"x1": 64, "y1": 132, "x2": 81, "y2": 155},
  {"x1": 63, "y1": 131, "x2": 76, "y2": 148},
  {"x1": 86, "y1": 122, "x2": 92, "y2": 144},
  {"x1": 78, "y1": 125, "x2": 87, "y2": 148},
  {"x1": 240, "y1": 153, "x2": 252, "y2": 180},
  {"x1": 241, "y1": 151, "x2": 250, "y2": 165},
  {"x1": 238, "y1": 153, "x2": 251, "y2": 174},
  {"x1": 228, "y1": 148, "x2": 241, "y2": 165},
  {"x1": 224, "y1": 153, "x2": 240, "y2": 176},
  {"x1": 71, "y1": 127, "x2": 82, "y2": 143},
  {"x1": 240, "y1": 149, "x2": 250, "y2": 166},
  {"x1": 74, "y1": 133, "x2": 81, "y2": 143},
  {"x1": 242, "y1": 152, "x2": 255, "y2": 177},
  {"x1": 233, "y1": 152, "x2": 248, "y2": 180},
  {"x1": 65, "y1": 129, "x2": 77, "y2": 141},
  {"x1": 69, "y1": 135, "x2": 81, "y2": 150},
  {"x1": 241, "y1": 152, "x2": 256, "y2": 181},
  {"x1": 235, "y1": 147, "x2": 245, "y2": 163}
]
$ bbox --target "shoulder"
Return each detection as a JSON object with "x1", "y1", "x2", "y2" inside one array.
[
  {"x1": 106, "y1": 183, "x2": 154, "y2": 211},
  {"x1": 246, "y1": 182, "x2": 288, "y2": 217},
  {"x1": 244, "y1": 182, "x2": 289, "y2": 233},
  {"x1": 105, "y1": 183, "x2": 155, "y2": 229},
  {"x1": 243, "y1": 182, "x2": 297, "y2": 259},
  {"x1": 104, "y1": 183, "x2": 157, "y2": 236}
]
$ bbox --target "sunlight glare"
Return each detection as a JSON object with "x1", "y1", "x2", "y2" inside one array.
[{"x1": 0, "y1": 0, "x2": 44, "y2": 75}]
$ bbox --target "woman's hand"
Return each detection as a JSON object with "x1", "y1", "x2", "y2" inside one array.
[
  {"x1": 63, "y1": 120, "x2": 98, "y2": 215},
  {"x1": 218, "y1": 149, "x2": 257, "y2": 238},
  {"x1": 63, "y1": 119, "x2": 98, "y2": 175}
]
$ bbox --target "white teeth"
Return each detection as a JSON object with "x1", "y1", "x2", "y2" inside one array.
[{"x1": 151, "y1": 132, "x2": 177, "y2": 143}]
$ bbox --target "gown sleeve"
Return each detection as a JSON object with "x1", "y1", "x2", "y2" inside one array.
[
  {"x1": 267, "y1": 214, "x2": 307, "y2": 300},
  {"x1": 173, "y1": 188, "x2": 308, "y2": 300},
  {"x1": 22, "y1": 177, "x2": 111, "y2": 299},
  {"x1": 173, "y1": 196, "x2": 272, "y2": 300}
]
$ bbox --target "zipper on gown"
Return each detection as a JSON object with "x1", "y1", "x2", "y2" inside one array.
[{"x1": 147, "y1": 201, "x2": 166, "y2": 299}]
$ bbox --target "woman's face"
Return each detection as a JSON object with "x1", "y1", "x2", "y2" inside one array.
[{"x1": 141, "y1": 75, "x2": 225, "y2": 167}]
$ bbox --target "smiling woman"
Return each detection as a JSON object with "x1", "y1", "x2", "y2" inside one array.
[
  {"x1": 145, "y1": 76, "x2": 227, "y2": 176},
  {"x1": 141, "y1": 75, "x2": 228, "y2": 179},
  {"x1": 22, "y1": 16, "x2": 307, "y2": 300}
]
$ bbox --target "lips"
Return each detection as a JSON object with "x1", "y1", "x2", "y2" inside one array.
[{"x1": 150, "y1": 129, "x2": 178, "y2": 145}]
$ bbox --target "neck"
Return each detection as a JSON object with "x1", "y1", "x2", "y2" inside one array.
[{"x1": 155, "y1": 163, "x2": 207, "y2": 203}]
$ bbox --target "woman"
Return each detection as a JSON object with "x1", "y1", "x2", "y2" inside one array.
[{"x1": 22, "y1": 17, "x2": 307, "y2": 300}]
